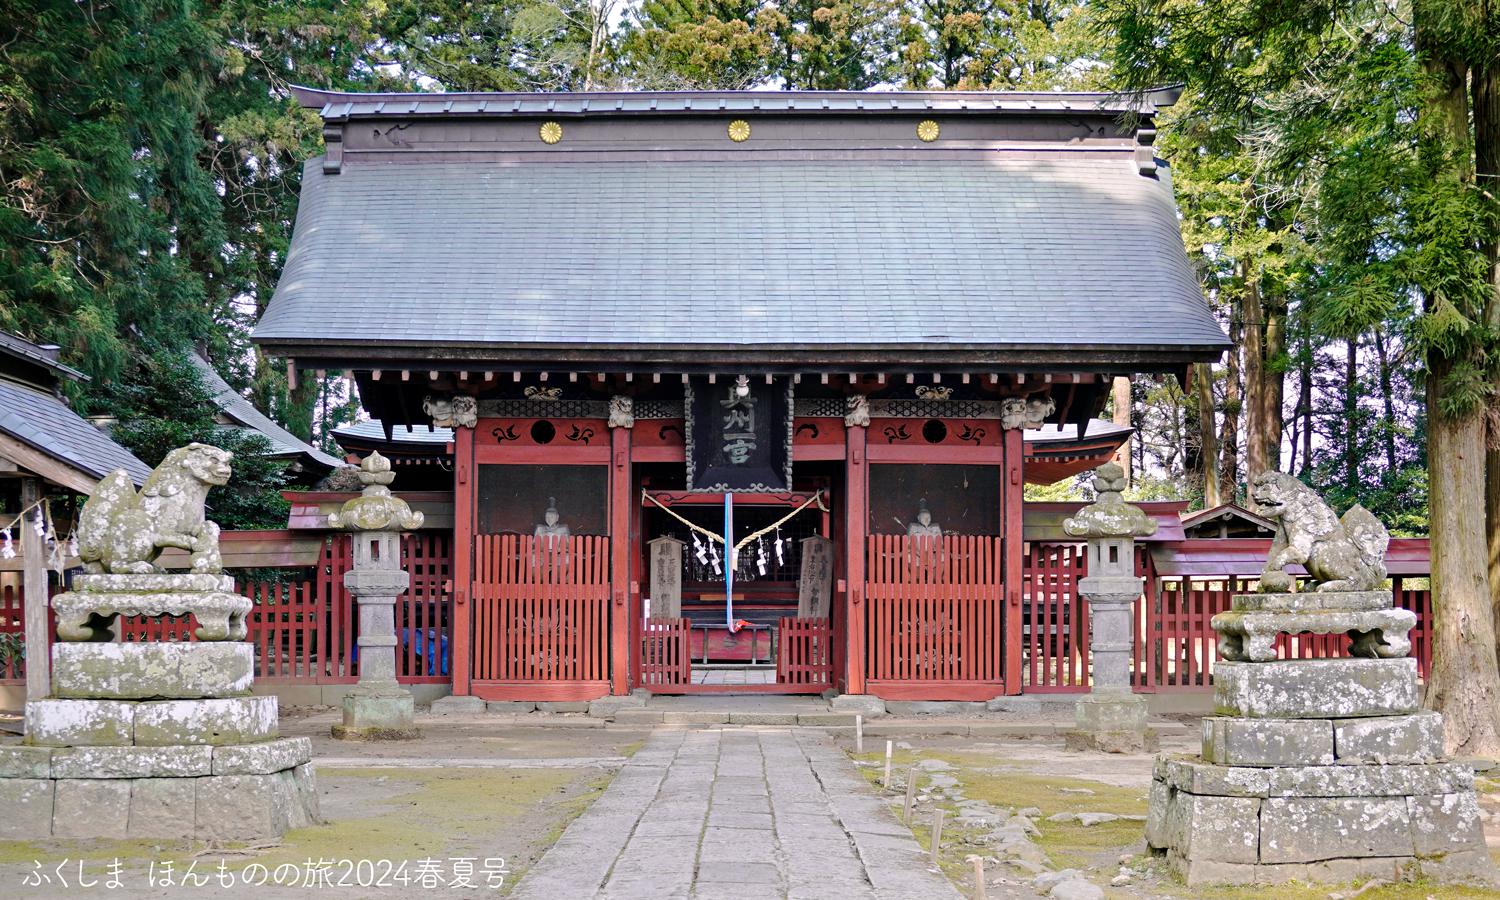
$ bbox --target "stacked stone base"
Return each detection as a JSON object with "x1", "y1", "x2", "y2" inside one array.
[
  {"x1": 1, "y1": 641, "x2": 319, "y2": 840},
  {"x1": 1147, "y1": 652, "x2": 1496, "y2": 886},
  {"x1": 0, "y1": 736, "x2": 318, "y2": 840}
]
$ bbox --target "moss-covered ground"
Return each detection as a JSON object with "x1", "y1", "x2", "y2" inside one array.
[
  {"x1": 0, "y1": 764, "x2": 619, "y2": 896},
  {"x1": 852, "y1": 743, "x2": 1500, "y2": 900}
]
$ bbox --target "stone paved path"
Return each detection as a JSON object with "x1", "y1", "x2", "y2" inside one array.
[{"x1": 510, "y1": 728, "x2": 962, "y2": 900}]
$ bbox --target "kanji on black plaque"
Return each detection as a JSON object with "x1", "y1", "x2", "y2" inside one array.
[{"x1": 685, "y1": 376, "x2": 792, "y2": 492}]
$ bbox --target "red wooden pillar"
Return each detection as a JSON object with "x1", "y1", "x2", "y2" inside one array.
[
  {"x1": 1002, "y1": 424, "x2": 1025, "y2": 693},
  {"x1": 609, "y1": 422, "x2": 633, "y2": 695},
  {"x1": 844, "y1": 420, "x2": 868, "y2": 694},
  {"x1": 452, "y1": 424, "x2": 476, "y2": 696}
]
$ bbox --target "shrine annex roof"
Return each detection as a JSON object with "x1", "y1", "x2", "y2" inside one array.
[{"x1": 253, "y1": 89, "x2": 1228, "y2": 371}]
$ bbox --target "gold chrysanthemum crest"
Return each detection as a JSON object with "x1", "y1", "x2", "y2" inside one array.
[
  {"x1": 539, "y1": 121, "x2": 563, "y2": 144},
  {"x1": 916, "y1": 119, "x2": 941, "y2": 142},
  {"x1": 727, "y1": 119, "x2": 751, "y2": 142}
]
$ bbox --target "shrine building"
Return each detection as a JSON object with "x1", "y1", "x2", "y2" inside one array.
[{"x1": 252, "y1": 87, "x2": 1229, "y2": 702}]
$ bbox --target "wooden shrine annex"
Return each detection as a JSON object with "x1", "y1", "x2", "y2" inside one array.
[{"x1": 250, "y1": 87, "x2": 1232, "y2": 703}]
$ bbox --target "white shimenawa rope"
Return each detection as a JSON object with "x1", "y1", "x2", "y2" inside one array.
[{"x1": 641, "y1": 490, "x2": 828, "y2": 552}]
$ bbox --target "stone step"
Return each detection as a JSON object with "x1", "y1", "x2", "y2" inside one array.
[
  {"x1": 52, "y1": 641, "x2": 253, "y2": 700},
  {"x1": 24, "y1": 696, "x2": 279, "y2": 747},
  {"x1": 1214, "y1": 658, "x2": 1418, "y2": 719},
  {"x1": 1202, "y1": 712, "x2": 1444, "y2": 767}
]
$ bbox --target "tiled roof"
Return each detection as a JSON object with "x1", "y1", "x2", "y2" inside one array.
[
  {"x1": 292, "y1": 86, "x2": 1181, "y2": 120},
  {"x1": 254, "y1": 152, "x2": 1227, "y2": 356},
  {"x1": 189, "y1": 353, "x2": 342, "y2": 471},
  {"x1": 334, "y1": 419, "x2": 453, "y2": 445},
  {"x1": 0, "y1": 330, "x2": 85, "y2": 382},
  {"x1": 0, "y1": 380, "x2": 150, "y2": 485}
]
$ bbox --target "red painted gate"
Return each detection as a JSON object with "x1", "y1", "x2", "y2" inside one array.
[
  {"x1": 471, "y1": 534, "x2": 610, "y2": 701},
  {"x1": 864, "y1": 535, "x2": 1004, "y2": 700}
]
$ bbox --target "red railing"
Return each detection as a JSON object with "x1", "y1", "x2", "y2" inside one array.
[
  {"x1": 1020, "y1": 544, "x2": 1433, "y2": 693},
  {"x1": 640, "y1": 616, "x2": 691, "y2": 687},
  {"x1": 1020, "y1": 543, "x2": 1090, "y2": 692},
  {"x1": 0, "y1": 583, "x2": 29, "y2": 681},
  {"x1": 864, "y1": 535, "x2": 1003, "y2": 685},
  {"x1": 112, "y1": 532, "x2": 453, "y2": 685},
  {"x1": 778, "y1": 616, "x2": 834, "y2": 686},
  {"x1": 471, "y1": 535, "x2": 609, "y2": 684}
]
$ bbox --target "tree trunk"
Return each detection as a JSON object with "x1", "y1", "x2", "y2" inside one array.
[
  {"x1": 1425, "y1": 363, "x2": 1500, "y2": 757},
  {"x1": 1471, "y1": 42, "x2": 1500, "y2": 675},
  {"x1": 1244, "y1": 271, "x2": 1286, "y2": 499},
  {"x1": 1195, "y1": 363, "x2": 1222, "y2": 507},
  {"x1": 1300, "y1": 342, "x2": 1314, "y2": 477},
  {"x1": 1344, "y1": 337, "x2": 1359, "y2": 494},
  {"x1": 1219, "y1": 315, "x2": 1242, "y2": 501},
  {"x1": 1111, "y1": 376, "x2": 1132, "y2": 482},
  {"x1": 1373, "y1": 330, "x2": 1399, "y2": 473},
  {"x1": 1417, "y1": 14, "x2": 1500, "y2": 756}
]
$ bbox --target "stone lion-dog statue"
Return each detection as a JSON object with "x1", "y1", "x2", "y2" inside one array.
[
  {"x1": 78, "y1": 443, "x2": 233, "y2": 574},
  {"x1": 1253, "y1": 471, "x2": 1389, "y2": 593}
]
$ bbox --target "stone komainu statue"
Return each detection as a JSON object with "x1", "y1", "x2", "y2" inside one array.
[
  {"x1": 78, "y1": 443, "x2": 233, "y2": 574},
  {"x1": 1253, "y1": 471, "x2": 1389, "y2": 593}
]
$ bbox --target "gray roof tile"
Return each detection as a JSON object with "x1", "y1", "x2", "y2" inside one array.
[
  {"x1": 253, "y1": 151, "x2": 1226, "y2": 353},
  {"x1": 0, "y1": 381, "x2": 151, "y2": 485},
  {"x1": 188, "y1": 353, "x2": 342, "y2": 471}
]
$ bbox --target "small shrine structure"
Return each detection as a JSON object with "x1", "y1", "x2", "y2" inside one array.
[{"x1": 252, "y1": 87, "x2": 1229, "y2": 703}]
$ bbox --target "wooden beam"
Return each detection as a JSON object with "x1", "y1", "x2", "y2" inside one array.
[
  {"x1": 845, "y1": 425, "x2": 868, "y2": 694},
  {"x1": 539, "y1": 371, "x2": 548, "y2": 381},
  {"x1": 286, "y1": 360, "x2": 297, "y2": 391},
  {"x1": 451, "y1": 426, "x2": 475, "y2": 697},
  {"x1": 609, "y1": 426, "x2": 632, "y2": 696},
  {"x1": 1002, "y1": 427, "x2": 1025, "y2": 694},
  {"x1": 401, "y1": 370, "x2": 410, "y2": 381},
  {"x1": 22, "y1": 477, "x2": 48, "y2": 703},
  {"x1": 877, "y1": 373, "x2": 886, "y2": 384},
  {"x1": 0, "y1": 433, "x2": 99, "y2": 494},
  {"x1": 371, "y1": 370, "x2": 382, "y2": 381},
  {"x1": 429, "y1": 370, "x2": 438, "y2": 381}
]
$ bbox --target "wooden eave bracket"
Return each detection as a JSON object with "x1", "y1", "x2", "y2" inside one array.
[
  {"x1": 1135, "y1": 127, "x2": 1158, "y2": 177},
  {"x1": 322, "y1": 122, "x2": 345, "y2": 174}
]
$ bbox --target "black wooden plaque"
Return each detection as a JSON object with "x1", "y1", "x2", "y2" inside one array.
[{"x1": 685, "y1": 377, "x2": 793, "y2": 492}]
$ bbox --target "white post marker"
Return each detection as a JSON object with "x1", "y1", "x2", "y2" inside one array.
[
  {"x1": 930, "y1": 808, "x2": 946, "y2": 865},
  {"x1": 903, "y1": 764, "x2": 918, "y2": 824},
  {"x1": 855, "y1": 714, "x2": 863, "y2": 754},
  {"x1": 971, "y1": 856, "x2": 987, "y2": 900},
  {"x1": 883, "y1": 740, "x2": 893, "y2": 788}
]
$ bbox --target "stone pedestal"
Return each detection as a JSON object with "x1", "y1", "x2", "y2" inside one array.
[
  {"x1": 1060, "y1": 466, "x2": 1157, "y2": 754},
  {"x1": 4, "y1": 587, "x2": 318, "y2": 840},
  {"x1": 1066, "y1": 692, "x2": 1156, "y2": 753},
  {"x1": 326, "y1": 452, "x2": 424, "y2": 741},
  {"x1": 331, "y1": 555, "x2": 419, "y2": 740},
  {"x1": 1147, "y1": 591, "x2": 1496, "y2": 887}
]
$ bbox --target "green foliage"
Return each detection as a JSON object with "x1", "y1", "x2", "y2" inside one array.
[
  {"x1": 1098, "y1": 0, "x2": 1500, "y2": 422},
  {"x1": 96, "y1": 349, "x2": 291, "y2": 531}
]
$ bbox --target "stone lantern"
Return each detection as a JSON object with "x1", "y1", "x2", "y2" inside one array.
[
  {"x1": 327, "y1": 451, "x2": 425, "y2": 740},
  {"x1": 1062, "y1": 462, "x2": 1156, "y2": 752}
]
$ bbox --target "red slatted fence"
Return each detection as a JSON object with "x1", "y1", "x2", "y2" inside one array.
[
  {"x1": 865, "y1": 535, "x2": 1003, "y2": 697},
  {"x1": 777, "y1": 616, "x2": 834, "y2": 686},
  {"x1": 640, "y1": 616, "x2": 691, "y2": 687},
  {"x1": 108, "y1": 533, "x2": 452, "y2": 685},
  {"x1": 1020, "y1": 545, "x2": 1434, "y2": 693},
  {"x1": 471, "y1": 534, "x2": 609, "y2": 689},
  {"x1": 1020, "y1": 543, "x2": 1089, "y2": 691}
]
